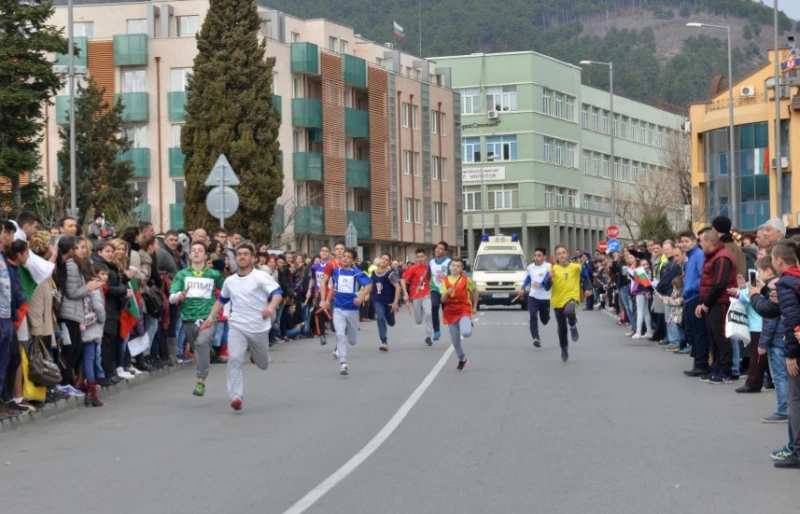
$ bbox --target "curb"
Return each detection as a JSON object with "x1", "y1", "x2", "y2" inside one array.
[{"x1": 0, "y1": 361, "x2": 194, "y2": 434}]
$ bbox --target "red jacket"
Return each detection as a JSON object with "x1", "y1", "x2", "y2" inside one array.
[{"x1": 699, "y1": 242, "x2": 737, "y2": 307}]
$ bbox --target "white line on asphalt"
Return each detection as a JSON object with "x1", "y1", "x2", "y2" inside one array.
[{"x1": 281, "y1": 344, "x2": 455, "y2": 514}]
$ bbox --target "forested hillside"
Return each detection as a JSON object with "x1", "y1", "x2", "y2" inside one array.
[{"x1": 260, "y1": 0, "x2": 800, "y2": 107}]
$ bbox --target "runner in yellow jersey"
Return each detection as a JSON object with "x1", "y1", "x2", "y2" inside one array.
[{"x1": 550, "y1": 244, "x2": 582, "y2": 362}]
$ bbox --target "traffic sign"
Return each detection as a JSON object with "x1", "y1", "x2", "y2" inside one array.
[
  {"x1": 204, "y1": 154, "x2": 240, "y2": 187},
  {"x1": 598, "y1": 240, "x2": 608, "y2": 253},
  {"x1": 607, "y1": 239, "x2": 621, "y2": 253},
  {"x1": 345, "y1": 221, "x2": 358, "y2": 249},
  {"x1": 206, "y1": 186, "x2": 239, "y2": 221},
  {"x1": 606, "y1": 225, "x2": 620, "y2": 239}
]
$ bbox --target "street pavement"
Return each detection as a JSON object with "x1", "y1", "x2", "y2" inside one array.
[{"x1": 0, "y1": 306, "x2": 796, "y2": 514}]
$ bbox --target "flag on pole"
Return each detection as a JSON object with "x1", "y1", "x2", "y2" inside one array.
[
  {"x1": 754, "y1": 147, "x2": 769, "y2": 175},
  {"x1": 393, "y1": 21, "x2": 405, "y2": 39},
  {"x1": 119, "y1": 279, "x2": 141, "y2": 340},
  {"x1": 632, "y1": 267, "x2": 651, "y2": 288}
]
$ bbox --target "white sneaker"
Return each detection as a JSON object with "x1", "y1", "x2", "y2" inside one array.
[
  {"x1": 625, "y1": 331, "x2": 635, "y2": 337},
  {"x1": 128, "y1": 367, "x2": 143, "y2": 376},
  {"x1": 642, "y1": 333, "x2": 653, "y2": 340},
  {"x1": 631, "y1": 334, "x2": 644, "y2": 340},
  {"x1": 116, "y1": 367, "x2": 135, "y2": 379},
  {"x1": 333, "y1": 348, "x2": 339, "y2": 360},
  {"x1": 339, "y1": 363, "x2": 349, "y2": 376}
]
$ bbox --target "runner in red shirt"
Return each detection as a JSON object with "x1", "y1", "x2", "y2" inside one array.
[{"x1": 401, "y1": 248, "x2": 434, "y2": 346}]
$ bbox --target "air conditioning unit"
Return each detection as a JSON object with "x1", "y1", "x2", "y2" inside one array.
[
  {"x1": 771, "y1": 157, "x2": 789, "y2": 169},
  {"x1": 740, "y1": 85, "x2": 755, "y2": 97},
  {"x1": 487, "y1": 110, "x2": 499, "y2": 120},
  {"x1": 682, "y1": 121, "x2": 691, "y2": 133},
  {"x1": 384, "y1": 42, "x2": 394, "y2": 49}
]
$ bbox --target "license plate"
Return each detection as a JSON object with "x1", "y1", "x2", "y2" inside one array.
[{"x1": 492, "y1": 293, "x2": 510, "y2": 299}]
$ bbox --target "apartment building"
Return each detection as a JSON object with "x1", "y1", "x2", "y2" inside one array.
[
  {"x1": 430, "y1": 51, "x2": 685, "y2": 261},
  {"x1": 688, "y1": 47, "x2": 800, "y2": 231},
  {"x1": 43, "y1": 0, "x2": 461, "y2": 262}
]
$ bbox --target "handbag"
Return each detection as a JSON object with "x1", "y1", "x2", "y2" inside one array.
[
  {"x1": 725, "y1": 298, "x2": 751, "y2": 344},
  {"x1": 28, "y1": 336, "x2": 62, "y2": 387}
]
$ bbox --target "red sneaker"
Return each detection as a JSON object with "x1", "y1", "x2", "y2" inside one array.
[
  {"x1": 230, "y1": 397, "x2": 242, "y2": 411},
  {"x1": 220, "y1": 344, "x2": 229, "y2": 358}
]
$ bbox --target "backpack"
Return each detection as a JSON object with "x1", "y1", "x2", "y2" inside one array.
[{"x1": 143, "y1": 286, "x2": 164, "y2": 319}]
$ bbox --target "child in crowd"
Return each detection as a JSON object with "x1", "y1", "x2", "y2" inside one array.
[
  {"x1": 279, "y1": 303, "x2": 305, "y2": 341},
  {"x1": 80, "y1": 262, "x2": 108, "y2": 406},
  {"x1": 630, "y1": 259, "x2": 653, "y2": 340},
  {"x1": 441, "y1": 256, "x2": 478, "y2": 371},
  {"x1": 661, "y1": 276, "x2": 685, "y2": 352}
]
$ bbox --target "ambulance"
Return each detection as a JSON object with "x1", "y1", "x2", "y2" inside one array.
[{"x1": 472, "y1": 234, "x2": 527, "y2": 309}]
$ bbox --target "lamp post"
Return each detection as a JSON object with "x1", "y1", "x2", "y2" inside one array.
[
  {"x1": 579, "y1": 60, "x2": 615, "y2": 222},
  {"x1": 479, "y1": 154, "x2": 498, "y2": 236},
  {"x1": 773, "y1": 0, "x2": 782, "y2": 215},
  {"x1": 687, "y1": 22, "x2": 736, "y2": 227}
]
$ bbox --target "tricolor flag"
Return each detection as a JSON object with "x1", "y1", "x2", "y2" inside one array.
[
  {"x1": 118, "y1": 278, "x2": 141, "y2": 340},
  {"x1": 393, "y1": 21, "x2": 405, "y2": 39},
  {"x1": 632, "y1": 267, "x2": 652, "y2": 288},
  {"x1": 754, "y1": 147, "x2": 769, "y2": 175}
]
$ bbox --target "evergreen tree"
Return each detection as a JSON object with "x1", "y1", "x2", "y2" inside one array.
[
  {"x1": 182, "y1": 0, "x2": 282, "y2": 240},
  {"x1": 56, "y1": 78, "x2": 138, "y2": 222},
  {"x1": 0, "y1": 0, "x2": 68, "y2": 209}
]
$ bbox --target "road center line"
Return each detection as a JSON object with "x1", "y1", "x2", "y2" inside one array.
[{"x1": 281, "y1": 344, "x2": 455, "y2": 514}]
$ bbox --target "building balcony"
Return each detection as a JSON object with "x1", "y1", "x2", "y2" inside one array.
[
  {"x1": 295, "y1": 205, "x2": 324, "y2": 235},
  {"x1": 346, "y1": 210, "x2": 372, "y2": 240},
  {"x1": 170, "y1": 203, "x2": 184, "y2": 230},
  {"x1": 115, "y1": 92, "x2": 149, "y2": 123},
  {"x1": 272, "y1": 94, "x2": 281, "y2": 117},
  {"x1": 167, "y1": 91, "x2": 187, "y2": 122},
  {"x1": 55, "y1": 37, "x2": 88, "y2": 68},
  {"x1": 345, "y1": 107, "x2": 369, "y2": 139},
  {"x1": 345, "y1": 159, "x2": 370, "y2": 189},
  {"x1": 133, "y1": 204, "x2": 151, "y2": 222},
  {"x1": 290, "y1": 42, "x2": 319, "y2": 75},
  {"x1": 118, "y1": 148, "x2": 150, "y2": 178},
  {"x1": 292, "y1": 98, "x2": 322, "y2": 129},
  {"x1": 293, "y1": 152, "x2": 323, "y2": 182},
  {"x1": 55, "y1": 96, "x2": 71, "y2": 125},
  {"x1": 343, "y1": 54, "x2": 367, "y2": 88},
  {"x1": 113, "y1": 34, "x2": 148, "y2": 66},
  {"x1": 169, "y1": 147, "x2": 185, "y2": 177}
]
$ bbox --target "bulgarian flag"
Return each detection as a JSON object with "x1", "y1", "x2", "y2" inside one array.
[
  {"x1": 393, "y1": 21, "x2": 405, "y2": 39},
  {"x1": 632, "y1": 267, "x2": 652, "y2": 288},
  {"x1": 119, "y1": 278, "x2": 141, "y2": 340},
  {"x1": 754, "y1": 147, "x2": 769, "y2": 175},
  {"x1": 15, "y1": 266, "x2": 36, "y2": 331}
]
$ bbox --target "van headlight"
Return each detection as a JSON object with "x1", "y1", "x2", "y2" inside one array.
[{"x1": 475, "y1": 281, "x2": 487, "y2": 288}]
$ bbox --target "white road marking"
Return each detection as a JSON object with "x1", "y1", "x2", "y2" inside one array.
[{"x1": 281, "y1": 344, "x2": 455, "y2": 514}]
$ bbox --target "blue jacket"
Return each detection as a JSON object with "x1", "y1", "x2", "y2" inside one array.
[
  {"x1": 682, "y1": 246, "x2": 704, "y2": 302},
  {"x1": 735, "y1": 288, "x2": 762, "y2": 333},
  {"x1": 775, "y1": 268, "x2": 800, "y2": 359}
]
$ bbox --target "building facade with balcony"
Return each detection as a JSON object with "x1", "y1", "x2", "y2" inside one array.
[
  {"x1": 42, "y1": 0, "x2": 461, "y2": 262},
  {"x1": 430, "y1": 51, "x2": 686, "y2": 262},
  {"x1": 688, "y1": 47, "x2": 800, "y2": 232}
]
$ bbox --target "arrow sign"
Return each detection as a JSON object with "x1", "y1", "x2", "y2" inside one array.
[
  {"x1": 607, "y1": 239, "x2": 621, "y2": 253},
  {"x1": 345, "y1": 221, "x2": 358, "y2": 249},
  {"x1": 204, "y1": 154, "x2": 240, "y2": 187}
]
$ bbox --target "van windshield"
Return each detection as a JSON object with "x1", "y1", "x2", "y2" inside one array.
[{"x1": 474, "y1": 254, "x2": 525, "y2": 271}]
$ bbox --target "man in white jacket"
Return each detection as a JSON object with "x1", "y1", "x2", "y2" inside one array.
[{"x1": 517, "y1": 248, "x2": 552, "y2": 348}]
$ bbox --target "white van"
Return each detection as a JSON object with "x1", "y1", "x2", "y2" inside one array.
[{"x1": 472, "y1": 234, "x2": 527, "y2": 309}]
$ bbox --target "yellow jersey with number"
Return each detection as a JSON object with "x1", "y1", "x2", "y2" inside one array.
[{"x1": 550, "y1": 263, "x2": 582, "y2": 309}]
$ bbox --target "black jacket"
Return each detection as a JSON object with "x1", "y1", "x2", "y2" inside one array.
[
  {"x1": 92, "y1": 254, "x2": 129, "y2": 332},
  {"x1": 656, "y1": 258, "x2": 683, "y2": 297},
  {"x1": 775, "y1": 269, "x2": 800, "y2": 359}
]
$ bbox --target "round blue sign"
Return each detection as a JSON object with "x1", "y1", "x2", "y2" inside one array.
[{"x1": 607, "y1": 239, "x2": 621, "y2": 253}]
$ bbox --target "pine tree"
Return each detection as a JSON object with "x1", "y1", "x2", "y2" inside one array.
[
  {"x1": 182, "y1": 0, "x2": 282, "y2": 240},
  {"x1": 56, "y1": 78, "x2": 138, "y2": 222},
  {"x1": 0, "y1": 0, "x2": 68, "y2": 209}
]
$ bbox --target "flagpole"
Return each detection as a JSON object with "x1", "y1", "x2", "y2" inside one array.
[{"x1": 418, "y1": 0, "x2": 422, "y2": 56}]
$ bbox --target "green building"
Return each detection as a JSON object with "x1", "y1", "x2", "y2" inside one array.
[{"x1": 431, "y1": 51, "x2": 686, "y2": 261}]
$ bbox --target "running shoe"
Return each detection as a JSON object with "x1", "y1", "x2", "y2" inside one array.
[
  {"x1": 569, "y1": 324, "x2": 579, "y2": 342},
  {"x1": 333, "y1": 348, "x2": 339, "y2": 359},
  {"x1": 379, "y1": 343, "x2": 389, "y2": 352},
  {"x1": 677, "y1": 346, "x2": 691, "y2": 355},
  {"x1": 230, "y1": 397, "x2": 242, "y2": 411},
  {"x1": 320, "y1": 335, "x2": 327, "y2": 346},
  {"x1": 707, "y1": 374, "x2": 734, "y2": 385},
  {"x1": 433, "y1": 331, "x2": 441, "y2": 341},
  {"x1": 193, "y1": 383, "x2": 205, "y2": 397},
  {"x1": 456, "y1": 359, "x2": 468, "y2": 371},
  {"x1": 700, "y1": 373, "x2": 717, "y2": 383},
  {"x1": 340, "y1": 363, "x2": 349, "y2": 376},
  {"x1": 770, "y1": 445, "x2": 792, "y2": 461},
  {"x1": 56, "y1": 385, "x2": 85, "y2": 397},
  {"x1": 532, "y1": 338, "x2": 541, "y2": 348},
  {"x1": 425, "y1": 337, "x2": 433, "y2": 346},
  {"x1": 625, "y1": 331, "x2": 636, "y2": 337},
  {"x1": 761, "y1": 413, "x2": 789, "y2": 424},
  {"x1": 561, "y1": 347, "x2": 569, "y2": 362}
]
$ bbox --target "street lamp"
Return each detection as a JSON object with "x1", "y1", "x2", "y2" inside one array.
[
  {"x1": 687, "y1": 21, "x2": 737, "y2": 226},
  {"x1": 579, "y1": 60, "x2": 615, "y2": 222},
  {"x1": 479, "y1": 154, "x2": 498, "y2": 236}
]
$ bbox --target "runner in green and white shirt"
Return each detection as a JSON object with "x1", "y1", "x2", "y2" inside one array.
[
  {"x1": 428, "y1": 241, "x2": 452, "y2": 341},
  {"x1": 170, "y1": 241, "x2": 225, "y2": 397}
]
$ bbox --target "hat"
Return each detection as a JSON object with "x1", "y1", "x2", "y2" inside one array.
[
  {"x1": 94, "y1": 210, "x2": 104, "y2": 220},
  {"x1": 712, "y1": 216, "x2": 732, "y2": 234}
]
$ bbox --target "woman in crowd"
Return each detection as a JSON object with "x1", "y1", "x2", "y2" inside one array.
[
  {"x1": 77, "y1": 252, "x2": 106, "y2": 406},
  {"x1": 630, "y1": 258, "x2": 653, "y2": 340},
  {"x1": 92, "y1": 240, "x2": 132, "y2": 382}
]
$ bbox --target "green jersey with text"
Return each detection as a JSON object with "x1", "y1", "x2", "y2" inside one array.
[{"x1": 170, "y1": 267, "x2": 226, "y2": 321}]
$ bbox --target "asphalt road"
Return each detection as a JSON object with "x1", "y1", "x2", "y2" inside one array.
[{"x1": 0, "y1": 306, "x2": 796, "y2": 514}]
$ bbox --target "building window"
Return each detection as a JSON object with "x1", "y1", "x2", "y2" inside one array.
[
  {"x1": 122, "y1": 69, "x2": 146, "y2": 92},
  {"x1": 440, "y1": 113, "x2": 446, "y2": 135},
  {"x1": 73, "y1": 22, "x2": 94, "y2": 38},
  {"x1": 129, "y1": 181, "x2": 148, "y2": 205},
  {"x1": 592, "y1": 154, "x2": 599, "y2": 176},
  {"x1": 404, "y1": 198, "x2": 412, "y2": 222},
  {"x1": 566, "y1": 143, "x2": 576, "y2": 168},
  {"x1": 414, "y1": 199, "x2": 421, "y2": 224},
  {"x1": 555, "y1": 93, "x2": 563, "y2": 118},
  {"x1": 622, "y1": 160, "x2": 630, "y2": 182},
  {"x1": 583, "y1": 152, "x2": 590, "y2": 175},
  {"x1": 431, "y1": 110, "x2": 438, "y2": 134},
  {"x1": 413, "y1": 152, "x2": 420, "y2": 176},
  {"x1": 568, "y1": 190, "x2": 576, "y2": 208},
  {"x1": 613, "y1": 159, "x2": 620, "y2": 180},
  {"x1": 543, "y1": 137, "x2": 552, "y2": 163},
  {"x1": 170, "y1": 68, "x2": 192, "y2": 91},
  {"x1": 460, "y1": 88, "x2": 479, "y2": 114},
  {"x1": 613, "y1": 115, "x2": 618, "y2": 136},
  {"x1": 174, "y1": 180, "x2": 185, "y2": 203},
  {"x1": 566, "y1": 96, "x2": 575, "y2": 121},
  {"x1": 648, "y1": 124, "x2": 655, "y2": 145},
  {"x1": 127, "y1": 19, "x2": 147, "y2": 34},
  {"x1": 328, "y1": 36, "x2": 337, "y2": 51},
  {"x1": 462, "y1": 137, "x2": 480, "y2": 163},
  {"x1": 555, "y1": 140, "x2": 564, "y2": 166},
  {"x1": 602, "y1": 156, "x2": 610, "y2": 178},
  {"x1": 441, "y1": 157, "x2": 447, "y2": 181},
  {"x1": 463, "y1": 187, "x2": 481, "y2": 211},
  {"x1": 292, "y1": 130, "x2": 301, "y2": 152},
  {"x1": 488, "y1": 185, "x2": 517, "y2": 210},
  {"x1": 124, "y1": 125, "x2": 147, "y2": 148},
  {"x1": 545, "y1": 186, "x2": 553, "y2": 207},
  {"x1": 433, "y1": 202, "x2": 440, "y2": 225},
  {"x1": 621, "y1": 117, "x2": 628, "y2": 139},
  {"x1": 340, "y1": 40, "x2": 348, "y2": 54},
  {"x1": 402, "y1": 102, "x2": 410, "y2": 127},
  {"x1": 602, "y1": 111, "x2": 609, "y2": 134},
  {"x1": 291, "y1": 32, "x2": 300, "y2": 42},
  {"x1": 543, "y1": 88, "x2": 551, "y2": 115},
  {"x1": 632, "y1": 162, "x2": 639, "y2": 183},
  {"x1": 432, "y1": 156, "x2": 439, "y2": 180},
  {"x1": 171, "y1": 124, "x2": 182, "y2": 147},
  {"x1": 556, "y1": 189, "x2": 564, "y2": 207},
  {"x1": 486, "y1": 135, "x2": 517, "y2": 161},
  {"x1": 177, "y1": 16, "x2": 200, "y2": 37},
  {"x1": 581, "y1": 105, "x2": 589, "y2": 129},
  {"x1": 583, "y1": 194, "x2": 591, "y2": 210},
  {"x1": 486, "y1": 85, "x2": 517, "y2": 112},
  {"x1": 412, "y1": 105, "x2": 419, "y2": 130},
  {"x1": 403, "y1": 150, "x2": 411, "y2": 175},
  {"x1": 592, "y1": 108, "x2": 599, "y2": 131},
  {"x1": 442, "y1": 203, "x2": 448, "y2": 226}
]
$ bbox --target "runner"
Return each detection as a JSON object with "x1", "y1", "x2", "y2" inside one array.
[
  {"x1": 441, "y1": 256, "x2": 478, "y2": 371},
  {"x1": 202, "y1": 243, "x2": 282, "y2": 411},
  {"x1": 307, "y1": 245, "x2": 334, "y2": 346},
  {"x1": 320, "y1": 242, "x2": 346, "y2": 359},
  {"x1": 428, "y1": 241, "x2": 452, "y2": 342},
  {"x1": 551, "y1": 244, "x2": 582, "y2": 362},
  {"x1": 170, "y1": 242, "x2": 225, "y2": 397},
  {"x1": 517, "y1": 247, "x2": 551, "y2": 348},
  {"x1": 371, "y1": 253, "x2": 401, "y2": 351},
  {"x1": 401, "y1": 248, "x2": 434, "y2": 346},
  {"x1": 320, "y1": 248, "x2": 372, "y2": 376}
]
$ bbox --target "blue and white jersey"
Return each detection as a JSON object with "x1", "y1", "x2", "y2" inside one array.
[
  {"x1": 332, "y1": 266, "x2": 372, "y2": 311},
  {"x1": 522, "y1": 262, "x2": 551, "y2": 300}
]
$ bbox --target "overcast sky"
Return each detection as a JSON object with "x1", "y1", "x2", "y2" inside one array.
[{"x1": 775, "y1": 0, "x2": 800, "y2": 21}]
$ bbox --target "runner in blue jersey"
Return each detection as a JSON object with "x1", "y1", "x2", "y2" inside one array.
[{"x1": 371, "y1": 253, "x2": 401, "y2": 352}]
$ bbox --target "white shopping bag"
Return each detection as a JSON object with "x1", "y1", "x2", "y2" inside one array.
[
  {"x1": 128, "y1": 334, "x2": 150, "y2": 357},
  {"x1": 725, "y1": 298, "x2": 751, "y2": 344}
]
